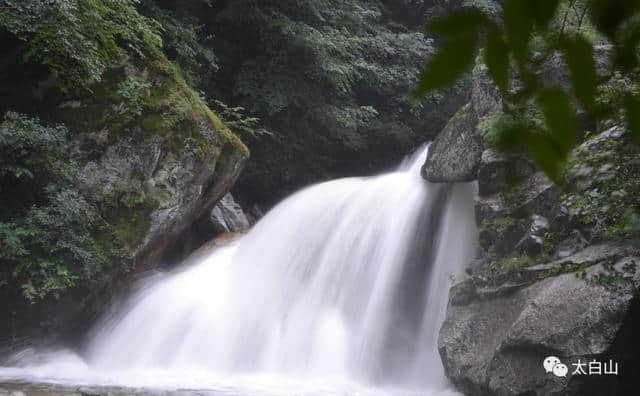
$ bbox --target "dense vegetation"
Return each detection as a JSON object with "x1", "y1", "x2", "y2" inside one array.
[
  {"x1": 0, "y1": 0, "x2": 245, "y2": 301},
  {"x1": 0, "y1": 113, "x2": 126, "y2": 300},
  {"x1": 197, "y1": 0, "x2": 470, "y2": 205},
  {"x1": 0, "y1": 0, "x2": 163, "y2": 90}
]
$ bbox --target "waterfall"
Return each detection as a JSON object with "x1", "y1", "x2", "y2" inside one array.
[{"x1": 0, "y1": 146, "x2": 477, "y2": 395}]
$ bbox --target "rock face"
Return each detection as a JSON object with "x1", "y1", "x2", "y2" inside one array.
[
  {"x1": 422, "y1": 45, "x2": 613, "y2": 184},
  {"x1": 63, "y1": 63, "x2": 250, "y2": 273},
  {"x1": 440, "y1": 248, "x2": 640, "y2": 396},
  {"x1": 209, "y1": 193, "x2": 251, "y2": 233},
  {"x1": 437, "y1": 125, "x2": 640, "y2": 395},
  {"x1": 81, "y1": 132, "x2": 247, "y2": 273},
  {"x1": 430, "y1": 49, "x2": 640, "y2": 395},
  {"x1": 422, "y1": 63, "x2": 502, "y2": 182},
  {"x1": 422, "y1": 103, "x2": 482, "y2": 182}
]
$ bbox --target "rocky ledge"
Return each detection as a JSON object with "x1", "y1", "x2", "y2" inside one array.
[{"x1": 424, "y1": 49, "x2": 640, "y2": 395}]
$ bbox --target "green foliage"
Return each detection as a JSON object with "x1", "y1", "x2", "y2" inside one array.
[
  {"x1": 209, "y1": 99, "x2": 269, "y2": 138},
  {"x1": 485, "y1": 24, "x2": 510, "y2": 91},
  {"x1": 116, "y1": 74, "x2": 152, "y2": 123},
  {"x1": 1, "y1": 189, "x2": 125, "y2": 300},
  {"x1": 0, "y1": 113, "x2": 126, "y2": 300},
  {"x1": 0, "y1": 112, "x2": 74, "y2": 190},
  {"x1": 415, "y1": 0, "x2": 640, "y2": 184},
  {"x1": 139, "y1": 0, "x2": 218, "y2": 88},
  {"x1": 0, "y1": 0, "x2": 162, "y2": 91},
  {"x1": 413, "y1": 9, "x2": 485, "y2": 96},
  {"x1": 563, "y1": 128, "x2": 640, "y2": 244}
]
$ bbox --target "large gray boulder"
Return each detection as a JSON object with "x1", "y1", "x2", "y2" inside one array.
[
  {"x1": 439, "y1": 245, "x2": 640, "y2": 396},
  {"x1": 422, "y1": 103, "x2": 482, "y2": 182},
  {"x1": 422, "y1": 64, "x2": 501, "y2": 182}
]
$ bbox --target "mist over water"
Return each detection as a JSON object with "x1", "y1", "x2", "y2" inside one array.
[{"x1": 0, "y1": 146, "x2": 477, "y2": 395}]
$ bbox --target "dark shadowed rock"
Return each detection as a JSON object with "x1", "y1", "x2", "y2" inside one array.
[
  {"x1": 475, "y1": 172, "x2": 561, "y2": 224},
  {"x1": 515, "y1": 215, "x2": 550, "y2": 256}
]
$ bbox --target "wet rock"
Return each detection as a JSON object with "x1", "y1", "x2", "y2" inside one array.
[
  {"x1": 422, "y1": 103, "x2": 482, "y2": 182},
  {"x1": 477, "y1": 149, "x2": 537, "y2": 197}
]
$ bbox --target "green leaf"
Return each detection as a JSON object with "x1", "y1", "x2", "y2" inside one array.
[
  {"x1": 615, "y1": 16, "x2": 640, "y2": 71},
  {"x1": 562, "y1": 35, "x2": 598, "y2": 114},
  {"x1": 504, "y1": 0, "x2": 534, "y2": 65},
  {"x1": 523, "y1": 131, "x2": 565, "y2": 184},
  {"x1": 414, "y1": 37, "x2": 477, "y2": 96},
  {"x1": 427, "y1": 8, "x2": 487, "y2": 37},
  {"x1": 531, "y1": 0, "x2": 560, "y2": 28},
  {"x1": 484, "y1": 24, "x2": 509, "y2": 92},
  {"x1": 537, "y1": 88, "x2": 578, "y2": 156},
  {"x1": 625, "y1": 95, "x2": 640, "y2": 145},
  {"x1": 491, "y1": 116, "x2": 528, "y2": 151},
  {"x1": 414, "y1": 10, "x2": 485, "y2": 97},
  {"x1": 589, "y1": 0, "x2": 640, "y2": 39}
]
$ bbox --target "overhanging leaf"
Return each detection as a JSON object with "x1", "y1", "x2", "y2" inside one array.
[
  {"x1": 414, "y1": 36, "x2": 477, "y2": 96},
  {"x1": 562, "y1": 35, "x2": 598, "y2": 114},
  {"x1": 625, "y1": 95, "x2": 640, "y2": 145},
  {"x1": 427, "y1": 8, "x2": 487, "y2": 38},
  {"x1": 414, "y1": 11, "x2": 485, "y2": 97},
  {"x1": 523, "y1": 131, "x2": 565, "y2": 184},
  {"x1": 537, "y1": 88, "x2": 578, "y2": 156},
  {"x1": 531, "y1": 0, "x2": 560, "y2": 28},
  {"x1": 589, "y1": 0, "x2": 640, "y2": 39},
  {"x1": 615, "y1": 16, "x2": 640, "y2": 71},
  {"x1": 491, "y1": 116, "x2": 527, "y2": 152},
  {"x1": 485, "y1": 23, "x2": 509, "y2": 92},
  {"x1": 504, "y1": 0, "x2": 534, "y2": 65}
]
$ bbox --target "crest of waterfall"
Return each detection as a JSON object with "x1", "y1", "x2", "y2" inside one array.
[{"x1": 0, "y1": 145, "x2": 477, "y2": 395}]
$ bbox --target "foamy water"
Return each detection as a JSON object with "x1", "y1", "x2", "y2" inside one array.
[{"x1": 0, "y1": 146, "x2": 476, "y2": 395}]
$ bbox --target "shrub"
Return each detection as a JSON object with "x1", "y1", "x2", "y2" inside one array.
[
  {"x1": 0, "y1": 0, "x2": 162, "y2": 90},
  {"x1": 0, "y1": 113, "x2": 126, "y2": 300}
]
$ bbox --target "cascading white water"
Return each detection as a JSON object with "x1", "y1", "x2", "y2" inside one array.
[{"x1": 0, "y1": 146, "x2": 477, "y2": 395}]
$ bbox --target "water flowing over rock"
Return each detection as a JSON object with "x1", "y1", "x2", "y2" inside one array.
[{"x1": 0, "y1": 147, "x2": 477, "y2": 396}]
